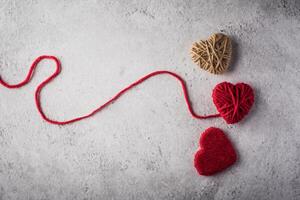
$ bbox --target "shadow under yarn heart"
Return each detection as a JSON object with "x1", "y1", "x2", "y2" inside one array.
[
  {"x1": 212, "y1": 82, "x2": 255, "y2": 124},
  {"x1": 194, "y1": 127, "x2": 237, "y2": 176},
  {"x1": 190, "y1": 33, "x2": 232, "y2": 74}
]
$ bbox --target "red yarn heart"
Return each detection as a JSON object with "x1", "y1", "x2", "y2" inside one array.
[
  {"x1": 194, "y1": 127, "x2": 237, "y2": 176},
  {"x1": 212, "y1": 82, "x2": 254, "y2": 124}
]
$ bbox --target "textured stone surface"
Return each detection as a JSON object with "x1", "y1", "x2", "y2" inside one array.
[{"x1": 0, "y1": 0, "x2": 299, "y2": 199}]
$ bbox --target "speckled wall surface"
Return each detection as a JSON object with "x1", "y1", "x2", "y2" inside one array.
[{"x1": 0, "y1": 0, "x2": 299, "y2": 199}]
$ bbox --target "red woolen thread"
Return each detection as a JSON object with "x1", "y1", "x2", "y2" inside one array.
[
  {"x1": 0, "y1": 55, "x2": 221, "y2": 125},
  {"x1": 212, "y1": 82, "x2": 254, "y2": 124},
  {"x1": 194, "y1": 127, "x2": 237, "y2": 176}
]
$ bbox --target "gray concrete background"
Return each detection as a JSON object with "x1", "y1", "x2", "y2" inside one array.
[{"x1": 0, "y1": 0, "x2": 299, "y2": 199}]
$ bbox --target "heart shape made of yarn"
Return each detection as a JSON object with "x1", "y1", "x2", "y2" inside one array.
[
  {"x1": 212, "y1": 82, "x2": 254, "y2": 124},
  {"x1": 190, "y1": 33, "x2": 232, "y2": 74},
  {"x1": 194, "y1": 127, "x2": 237, "y2": 176}
]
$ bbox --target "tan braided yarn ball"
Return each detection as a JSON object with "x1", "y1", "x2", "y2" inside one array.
[{"x1": 190, "y1": 33, "x2": 232, "y2": 74}]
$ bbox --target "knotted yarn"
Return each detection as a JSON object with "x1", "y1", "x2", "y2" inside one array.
[
  {"x1": 0, "y1": 55, "x2": 254, "y2": 125},
  {"x1": 190, "y1": 33, "x2": 232, "y2": 74},
  {"x1": 212, "y1": 82, "x2": 255, "y2": 124}
]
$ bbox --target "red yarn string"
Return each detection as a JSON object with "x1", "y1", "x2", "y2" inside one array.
[{"x1": 0, "y1": 55, "x2": 220, "y2": 125}]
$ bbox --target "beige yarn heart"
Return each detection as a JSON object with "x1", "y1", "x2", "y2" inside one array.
[{"x1": 190, "y1": 33, "x2": 232, "y2": 74}]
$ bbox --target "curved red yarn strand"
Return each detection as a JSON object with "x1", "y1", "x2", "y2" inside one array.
[{"x1": 0, "y1": 55, "x2": 220, "y2": 125}]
